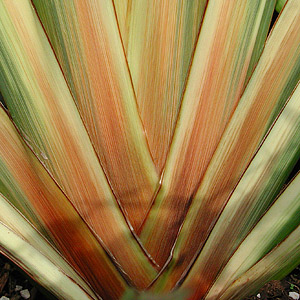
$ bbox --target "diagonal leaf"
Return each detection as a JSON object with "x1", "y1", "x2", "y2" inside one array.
[
  {"x1": 0, "y1": 142, "x2": 47, "y2": 237},
  {"x1": 276, "y1": 0, "x2": 288, "y2": 12},
  {"x1": 218, "y1": 225, "x2": 300, "y2": 300},
  {"x1": 244, "y1": 1, "x2": 276, "y2": 84},
  {"x1": 113, "y1": 0, "x2": 132, "y2": 52},
  {"x1": 157, "y1": 81, "x2": 300, "y2": 295},
  {"x1": 0, "y1": 107, "x2": 156, "y2": 292},
  {"x1": 0, "y1": 193, "x2": 97, "y2": 299},
  {"x1": 0, "y1": 0, "x2": 158, "y2": 287},
  {"x1": 32, "y1": 0, "x2": 159, "y2": 231},
  {"x1": 0, "y1": 107, "x2": 130, "y2": 298},
  {"x1": 165, "y1": 0, "x2": 300, "y2": 285},
  {"x1": 0, "y1": 222, "x2": 96, "y2": 300},
  {"x1": 120, "y1": 0, "x2": 207, "y2": 172},
  {"x1": 140, "y1": 0, "x2": 277, "y2": 266},
  {"x1": 199, "y1": 171, "x2": 300, "y2": 300}
]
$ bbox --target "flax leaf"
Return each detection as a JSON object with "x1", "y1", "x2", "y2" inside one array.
[
  {"x1": 32, "y1": 0, "x2": 159, "y2": 231},
  {"x1": 218, "y1": 226, "x2": 300, "y2": 300},
  {"x1": 140, "y1": 0, "x2": 277, "y2": 267},
  {"x1": 168, "y1": 0, "x2": 300, "y2": 285},
  {"x1": 0, "y1": 0, "x2": 158, "y2": 288},
  {"x1": 201, "y1": 171, "x2": 300, "y2": 300},
  {"x1": 0, "y1": 223, "x2": 96, "y2": 300},
  {"x1": 121, "y1": 0, "x2": 207, "y2": 172},
  {"x1": 0, "y1": 193, "x2": 97, "y2": 299},
  {"x1": 163, "y1": 82, "x2": 300, "y2": 296},
  {"x1": 0, "y1": 107, "x2": 130, "y2": 298}
]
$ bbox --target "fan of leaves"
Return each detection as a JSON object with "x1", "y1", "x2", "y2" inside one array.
[{"x1": 0, "y1": 0, "x2": 299, "y2": 299}]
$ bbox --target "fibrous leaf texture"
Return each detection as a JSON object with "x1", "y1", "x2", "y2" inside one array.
[{"x1": 0, "y1": 0, "x2": 299, "y2": 299}]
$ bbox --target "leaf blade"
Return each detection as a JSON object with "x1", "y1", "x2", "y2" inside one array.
[
  {"x1": 0, "y1": 0, "x2": 158, "y2": 287},
  {"x1": 200, "y1": 171, "x2": 300, "y2": 300},
  {"x1": 0, "y1": 107, "x2": 128, "y2": 299},
  {"x1": 123, "y1": 0, "x2": 207, "y2": 172},
  {"x1": 0, "y1": 222, "x2": 96, "y2": 300},
  {"x1": 0, "y1": 193, "x2": 97, "y2": 299},
  {"x1": 32, "y1": 0, "x2": 159, "y2": 230},
  {"x1": 218, "y1": 225, "x2": 300, "y2": 300},
  {"x1": 140, "y1": 0, "x2": 277, "y2": 267},
  {"x1": 172, "y1": 0, "x2": 300, "y2": 282},
  {"x1": 162, "y1": 81, "x2": 300, "y2": 296}
]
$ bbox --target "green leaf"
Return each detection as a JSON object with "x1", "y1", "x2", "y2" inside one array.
[
  {"x1": 276, "y1": 0, "x2": 288, "y2": 12},
  {"x1": 200, "y1": 171, "x2": 300, "y2": 300},
  {"x1": 140, "y1": 0, "x2": 278, "y2": 268},
  {"x1": 32, "y1": 0, "x2": 159, "y2": 231},
  {"x1": 219, "y1": 224, "x2": 300, "y2": 300},
  {"x1": 120, "y1": 0, "x2": 207, "y2": 172},
  {"x1": 0, "y1": 0, "x2": 158, "y2": 288},
  {"x1": 0, "y1": 222, "x2": 96, "y2": 300}
]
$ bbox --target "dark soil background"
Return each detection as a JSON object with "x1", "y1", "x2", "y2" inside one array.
[
  {"x1": 0, "y1": 253, "x2": 299, "y2": 300},
  {"x1": 0, "y1": 253, "x2": 55, "y2": 300}
]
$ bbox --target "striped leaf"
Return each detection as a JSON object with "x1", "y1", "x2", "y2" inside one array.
[
  {"x1": 244, "y1": 1, "x2": 276, "y2": 84},
  {"x1": 140, "y1": 0, "x2": 277, "y2": 266},
  {"x1": 146, "y1": 0, "x2": 300, "y2": 278},
  {"x1": 218, "y1": 225, "x2": 300, "y2": 300},
  {"x1": 199, "y1": 171, "x2": 300, "y2": 300},
  {"x1": 159, "y1": 81, "x2": 300, "y2": 295},
  {"x1": 0, "y1": 0, "x2": 299, "y2": 299},
  {"x1": 0, "y1": 223, "x2": 96, "y2": 300},
  {"x1": 32, "y1": 0, "x2": 159, "y2": 231},
  {"x1": 0, "y1": 0, "x2": 158, "y2": 288},
  {"x1": 0, "y1": 106, "x2": 156, "y2": 292},
  {"x1": 120, "y1": 0, "x2": 207, "y2": 172},
  {"x1": 0, "y1": 107, "x2": 130, "y2": 298},
  {"x1": 0, "y1": 193, "x2": 97, "y2": 299}
]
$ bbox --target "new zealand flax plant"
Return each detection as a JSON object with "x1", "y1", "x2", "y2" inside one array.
[{"x1": 0, "y1": 0, "x2": 299, "y2": 299}]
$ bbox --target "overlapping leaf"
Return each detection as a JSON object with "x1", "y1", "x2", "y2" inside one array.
[
  {"x1": 199, "y1": 171, "x2": 300, "y2": 300},
  {"x1": 0, "y1": 0, "x2": 299, "y2": 299},
  {"x1": 117, "y1": 0, "x2": 207, "y2": 172},
  {"x1": 0, "y1": 106, "x2": 128, "y2": 299},
  {"x1": 0, "y1": 0, "x2": 157, "y2": 289},
  {"x1": 166, "y1": 0, "x2": 300, "y2": 286},
  {"x1": 0, "y1": 222, "x2": 95, "y2": 300},
  {"x1": 0, "y1": 193, "x2": 97, "y2": 299},
  {"x1": 217, "y1": 224, "x2": 300, "y2": 300},
  {"x1": 169, "y1": 81, "x2": 300, "y2": 298},
  {"x1": 140, "y1": 0, "x2": 277, "y2": 267},
  {"x1": 32, "y1": 0, "x2": 159, "y2": 231}
]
